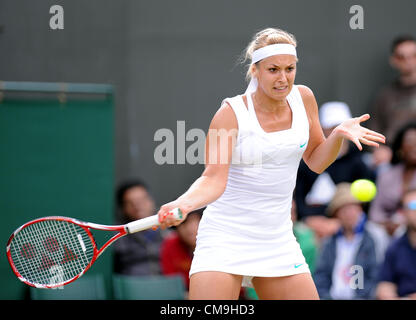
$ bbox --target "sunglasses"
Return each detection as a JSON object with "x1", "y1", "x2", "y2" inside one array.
[{"x1": 405, "y1": 200, "x2": 416, "y2": 211}]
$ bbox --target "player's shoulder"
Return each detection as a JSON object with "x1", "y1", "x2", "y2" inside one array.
[
  {"x1": 296, "y1": 85, "x2": 318, "y2": 118},
  {"x1": 209, "y1": 96, "x2": 239, "y2": 130},
  {"x1": 219, "y1": 94, "x2": 244, "y2": 113},
  {"x1": 216, "y1": 100, "x2": 237, "y2": 119},
  {"x1": 296, "y1": 84, "x2": 315, "y2": 100}
]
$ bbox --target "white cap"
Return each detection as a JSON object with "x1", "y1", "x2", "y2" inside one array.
[{"x1": 319, "y1": 101, "x2": 352, "y2": 129}]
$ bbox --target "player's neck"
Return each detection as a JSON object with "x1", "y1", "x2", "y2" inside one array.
[{"x1": 253, "y1": 90, "x2": 287, "y2": 114}]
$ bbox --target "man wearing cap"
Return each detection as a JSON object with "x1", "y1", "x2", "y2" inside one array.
[
  {"x1": 295, "y1": 102, "x2": 376, "y2": 240},
  {"x1": 313, "y1": 183, "x2": 388, "y2": 300},
  {"x1": 375, "y1": 188, "x2": 416, "y2": 300}
]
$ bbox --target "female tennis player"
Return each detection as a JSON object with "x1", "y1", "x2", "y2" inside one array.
[{"x1": 157, "y1": 28, "x2": 386, "y2": 300}]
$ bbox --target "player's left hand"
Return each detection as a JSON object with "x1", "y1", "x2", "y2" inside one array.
[{"x1": 335, "y1": 114, "x2": 386, "y2": 151}]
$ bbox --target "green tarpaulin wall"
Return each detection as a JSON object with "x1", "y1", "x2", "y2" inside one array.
[{"x1": 0, "y1": 82, "x2": 114, "y2": 299}]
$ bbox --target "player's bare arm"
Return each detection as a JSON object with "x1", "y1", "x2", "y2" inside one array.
[
  {"x1": 158, "y1": 103, "x2": 238, "y2": 228},
  {"x1": 299, "y1": 85, "x2": 386, "y2": 174}
]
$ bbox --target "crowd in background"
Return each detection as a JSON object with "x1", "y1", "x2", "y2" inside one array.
[{"x1": 113, "y1": 35, "x2": 416, "y2": 300}]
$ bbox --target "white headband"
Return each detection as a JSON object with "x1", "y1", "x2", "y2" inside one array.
[
  {"x1": 246, "y1": 43, "x2": 297, "y2": 94},
  {"x1": 251, "y1": 43, "x2": 297, "y2": 64}
]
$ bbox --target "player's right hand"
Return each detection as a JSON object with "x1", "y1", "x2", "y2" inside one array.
[{"x1": 157, "y1": 201, "x2": 189, "y2": 230}]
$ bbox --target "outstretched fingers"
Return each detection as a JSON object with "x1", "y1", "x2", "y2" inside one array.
[
  {"x1": 358, "y1": 114, "x2": 371, "y2": 123},
  {"x1": 357, "y1": 114, "x2": 386, "y2": 145},
  {"x1": 364, "y1": 130, "x2": 386, "y2": 143},
  {"x1": 352, "y1": 136, "x2": 363, "y2": 151},
  {"x1": 360, "y1": 136, "x2": 380, "y2": 148}
]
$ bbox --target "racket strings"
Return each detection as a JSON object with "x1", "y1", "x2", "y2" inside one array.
[{"x1": 9, "y1": 219, "x2": 95, "y2": 287}]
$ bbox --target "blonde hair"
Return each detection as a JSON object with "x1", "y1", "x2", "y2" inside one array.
[{"x1": 242, "y1": 28, "x2": 297, "y2": 81}]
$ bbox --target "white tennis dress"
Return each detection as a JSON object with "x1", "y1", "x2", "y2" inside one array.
[{"x1": 189, "y1": 85, "x2": 310, "y2": 287}]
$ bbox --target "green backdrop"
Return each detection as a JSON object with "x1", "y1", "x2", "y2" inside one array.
[{"x1": 0, "y1": 82, "x2": 114, "y2": 299}]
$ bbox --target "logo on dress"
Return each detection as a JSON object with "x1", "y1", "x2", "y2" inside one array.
[
  {"x1": 300, "y1": 141, "x2": 307, "y2": 148},
  {"x1": 294, "y1": 263, "x2": 304, "y2": 269}
]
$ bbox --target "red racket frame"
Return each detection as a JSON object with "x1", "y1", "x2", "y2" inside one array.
[{"x1": 6, "y1": 216, "x2": 127, "y2": 289}]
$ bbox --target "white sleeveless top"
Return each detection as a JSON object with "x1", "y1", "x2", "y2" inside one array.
[{"x1": 190, "y1": 85, "x2": 311, "y2": 286}]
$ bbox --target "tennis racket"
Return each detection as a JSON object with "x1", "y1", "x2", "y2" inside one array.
[{"x1": 6, "y1": 208, "x2": 183, "y2": 289}]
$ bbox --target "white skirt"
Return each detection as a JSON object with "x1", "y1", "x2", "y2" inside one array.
[{"x1": 189, "y1": 211, "x2": 310, "y2": 288}]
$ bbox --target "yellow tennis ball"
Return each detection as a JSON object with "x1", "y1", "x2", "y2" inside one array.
[{"x1": 351, "y1": 179, "x2": 377, "y2": 202}]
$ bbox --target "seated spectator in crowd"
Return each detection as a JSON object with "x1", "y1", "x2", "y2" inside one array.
[
  {"x1": 291, "y1": 199, "x2": 318, "y2": 274},
  {"x1": 369, "y1": 35, "x2": 416, "y2": 172},
  {"x1": 113, "y1": 179, "x2": 164, "y2": 276},
  {"x1": 369, "y1": 122, "x2": 416, "y2": 237},
  {"x1": 313, "y1": 183, "x2": 389, "y2": 300},
  {"x1": 295, "y1": 101, "x2": 376, "y2": 240},
  {"x1": 375, "y1": 188, "x2": 416, "y2": 300},
  {"x1": 160, "y1": 208, "x2": 203, "y2": 290}
]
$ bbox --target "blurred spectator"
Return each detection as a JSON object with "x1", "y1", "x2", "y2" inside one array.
[
  {"x1": 369, "y1": 35, "x2": 416, "y2": 171},
  {"x1": 160, "y1": 208, "x2": 203, "y2": 290},
  {"x1": 375, "y1": 188, "x2": 416, "y2": 300},
  {"x1": 295, "y1": 101, "x2": 376, "y2": 240},
  {"x1": 313, "y1": 183, "x2": 389, "y2": 300},
  {"x1": 291, "y1": 199, "x2": 318, "y2": 274},
  {"x1": 369, "y1": 122, "x2": 416, "y2": 236},
  {"x1": 113, "y1": 179, "x2": 164, "y2": 276}
]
